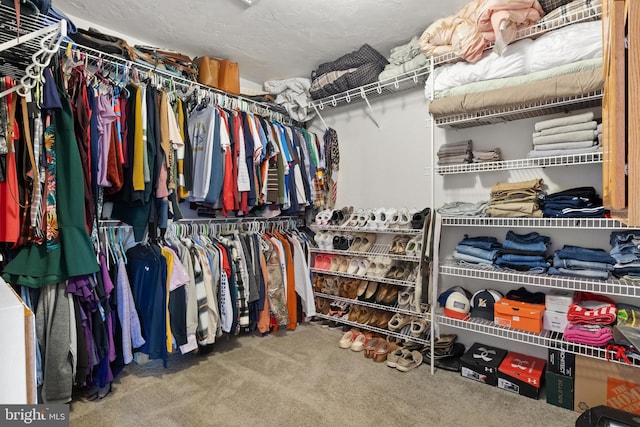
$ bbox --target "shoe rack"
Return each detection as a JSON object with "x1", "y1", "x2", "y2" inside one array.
[{"x1": 310, "y1": 207, "x2": 432, "y2": 347}]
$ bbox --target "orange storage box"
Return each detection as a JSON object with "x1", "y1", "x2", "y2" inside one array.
[{"x1": 493, "y1": 298, "x2": 545, "y2": 333}]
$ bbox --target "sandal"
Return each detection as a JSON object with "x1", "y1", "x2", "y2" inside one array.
[
  {"x1": 386, "y1": 347, "x2": 409, "y2": 368},
  {"x1": 396, "y1": 350, "x2": 424, "y2": 372},
  {"x1": 339, "y1": 329, "x2": 360, "y2": 349},
  {"x1": 356, "y1": 280, "x2": 369, "y2": 300},
  {"x1": 410, "y1": 317, "x2": 431, "y2": 338},
  {"x1": 373, "y1": 341, "x2": 397, "y2": 363},
  {"x1": 363, "y1": 281, "x2": 378, "y2": 303},
  {"x1": 382, "y1": 286, "x2": 399, "y2": 305},
  {"x1": 350, "y1": 332, "x2": 370, "y2": 352},
  {"x1": 388, "y1": 313, "x2": 412, "y2": 331},
  {"x1": 363, "y1": 336, "x2": 384, "y2": 358}
]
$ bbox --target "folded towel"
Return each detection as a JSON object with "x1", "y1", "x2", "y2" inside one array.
[
  {"x1": 532, "y1": 120, "x2": 597, "y2": 138},
  {"x1": 533, "y1": 130, "x2": 597, "y2": 145},
  {"x1": 534, "y1": 112, "x2": 595, "y2": 132},
  {"x1": 534, "y1": 140, "x2": 597, "y2": 151},
  {"x1": 526, "y1": 145, "x2": 601, "y2": 158}
]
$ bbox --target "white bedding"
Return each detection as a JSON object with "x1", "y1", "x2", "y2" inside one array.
[{"x1": 425, "y1": 20, "x2": 603, "y2": 99}]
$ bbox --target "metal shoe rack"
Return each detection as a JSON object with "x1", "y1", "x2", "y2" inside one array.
[{"x1": 311, "y1": 223, "x2": 431, "y2": 347}]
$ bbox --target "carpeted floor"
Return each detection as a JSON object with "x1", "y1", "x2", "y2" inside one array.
[{"x1": 70, "y1": 324, "x2": 578, "y2": 427}]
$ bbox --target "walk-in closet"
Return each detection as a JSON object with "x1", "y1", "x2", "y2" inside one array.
[{"x1": 1, "y1": 1, "x2": 639, "y2": 426}]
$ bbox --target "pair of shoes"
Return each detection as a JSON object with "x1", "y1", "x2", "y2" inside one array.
[
  {"x1": 314, "y1": 254, "x2": 335, "y2": 270},
  {"x1": 360, "y1": 281, "x2": 378, "y2": 303},
  {"x1": 315, "y1": 298, "x2": 331, "y2": 315},
  {"x1": 377, "y1": 285, "x2": 398, "y2": 306},
  {"x1": 333, "y1": 234, "x2": 353, "y2": 250},
  {"x1": 315, "y1": 209, "x2": 334, "y2": 226},
  {"x1": 320, "y1": 277, "x2": 340, "y2": 296},
  {"x1": 395, "y1": 350, "x2": 424, "y2": 372},
  {"x1": 365, "y1": 258, "x2": 392, "y2": 278},
  {"x1": 397, "y1": 290, "x2": 416, "y2": 311},
  {"x1": 346, "y1": 257, "x2": 370, "y2": 276},
  {"x1": 338, "y1": 329, "x2": 361, "y2": 349},
  {"x1": 338, "y1": 279, "x2": 359, "y2": 299},
  {"x1": 389, "y1": 236, "x2": 410, "y2": 254},
  {"x1": 411, "y1": 207, "x2": 431, "y2": 230},
  {"x1": 410, "y1": 317, "x2": 430, "y2": 339},
  {"x1": 369, "y1": 310, "x2": 393, "y2": 329},
  {"x1": 405, "y1": 236, "x2": 423, "y2": 258},
  {"x1": 314, "y1": 232, "x2": 334, "y2": 250},
  {"x1": 388, "y1": 313, "x2": 413, "y2": 331},
  {"x1": 328, "y1": 301, "x2": 350, "y2": 317},
  {"x1": 388, "y1": 209, "x2": 412, "y2": 229},
  {"x1": 351, "y1": 234, "x2": 376, "y2": 252}
]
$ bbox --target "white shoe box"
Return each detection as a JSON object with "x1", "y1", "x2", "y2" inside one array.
[
  {"x1": 544, "y1": 310, "x2": 569, "y2": 333},
  {"x1": 545, "y1": 290, "x2": 574, "y2": 314}
]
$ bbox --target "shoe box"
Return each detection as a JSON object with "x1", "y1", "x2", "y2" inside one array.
[
  {"x1": 543, "y1": 310, "x2": 569, "y2": 333},
  {"x1": 574, "y1": 355, "x2": 640, "y2": 415},
  {"x1": 545, "y1": 290, "x2": 574, "y2": 313},
  {"x1": 548, "y1": 348, "x2": 575, "y2": 377},
  {"x1": 546, "y1": 349, "x2": 575, "y2": 410},
  {"x1": 493, "y1": 299, "x2": 545, "y2": 334},
  {"x1": 460, "y1": 342, "x2": 507, "y2": 386},
  {"x1": 497, "y1": 351, "x2": 546, "y2": 399},
  {"x1": 546, "y1": 371, "x2": 574, "y2": 410}
]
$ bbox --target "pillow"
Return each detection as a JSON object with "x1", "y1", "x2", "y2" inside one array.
[
  {"x1": 427, "y1": 38, "x2": 532, "y2": 94},
  {"x1": 526, "y1": 20, "x2": 602, "y2": 73},
  {"x1": 537, "y1": 0, "x2": 574, "y2": 13}
]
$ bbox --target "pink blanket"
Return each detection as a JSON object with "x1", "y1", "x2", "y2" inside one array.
[{"x1": 419, "y1": 0, "x2": 544, "y2": 63}]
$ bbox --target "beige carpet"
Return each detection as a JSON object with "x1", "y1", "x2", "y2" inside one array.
[{"x1": 70, "y1": 324, "x2": 578, "y2": 427}]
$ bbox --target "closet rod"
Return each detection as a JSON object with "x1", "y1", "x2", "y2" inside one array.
[{"x1": 58, "y1": 40, "x2": 293, "y2": 125}]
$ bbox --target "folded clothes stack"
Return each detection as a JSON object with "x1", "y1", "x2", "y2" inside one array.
[
  {"x1": 378, "y1": 36, "x2": 428, "y2": 81},
  {"x1": 486, "y1": 178, "x2": 544, "y2": 218},
  {"x1": 453, "y1": 235, "x2": 501, "y2": 266},
  {"x1": 472, "y1": 148, "x2": 502, "y2": 163},
  {"x1": 437, "y1": 140, "x2": 472, "y2": 166},
  {"x1": 548, "y1": 245, "x2": 615, "y2": 280},
  {"x1": 610, "y1": 230, "x2": 640, "y2": 280},
  {"x1": 494, "y1": 231, "x2": 551, "y2": 273},
  {"x1": 563, "y1": 292, "x2": 616, "y2": 347},
  {"x1": 437, "y1": 200, "x2": 489, "y2": 217},
  {"x1": 540, "y1": 186, "x2": 607, "y2": 218},
  {"x1": 527, "y1": 112, "x2": 602, "y2": 159}
]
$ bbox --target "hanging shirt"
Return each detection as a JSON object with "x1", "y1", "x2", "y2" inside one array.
[{"x1": 188, "y1": 105, "x2": 216, "y2": 200}]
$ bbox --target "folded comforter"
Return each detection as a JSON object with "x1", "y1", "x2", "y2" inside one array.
[{"x1": 428, "y1": 67, "x2": 603, "y2": 117}]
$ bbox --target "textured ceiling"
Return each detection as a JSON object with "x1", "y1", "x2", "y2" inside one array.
[{"x1": 54, "y1": 0, "x2": 470, "y2": 85}]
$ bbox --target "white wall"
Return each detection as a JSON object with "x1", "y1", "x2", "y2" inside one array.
[{"x1": 308, "y1": 88, "x2": 432, "y2": 211}]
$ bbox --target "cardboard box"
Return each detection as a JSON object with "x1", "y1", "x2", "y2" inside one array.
[
  {"x1": 498, "y1": 351, "x2": 546, "y2": 399},
  {"x1": 460, "y1": 342, "x2": 508, "y2": 386},
  {"x1": 546, "y1": 371, "x2": 574, "y2": 410},
  {"x1": 543, "y1": 310, "x2": 569, "y2": 334},
  {"x1": 574, "y1": 355, "x2": 640, "y2": 414},
  {"x1": 548, "y1": 348, "x2": 575, "y2": 377},
  {"x1": 494, "y1": 298, "x2": 545, "y2": 334},
  {"x1": 545, "y1": 290, "x2": 574, "y2": 314}
]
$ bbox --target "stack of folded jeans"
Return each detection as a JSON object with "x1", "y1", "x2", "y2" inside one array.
[
  {"x1": 527, "y1": 112, "x2": 602, "y2": 159},
  {"x1": 437, "y1": 201, "x2": 489, "y2": 217},
  {"x1": 494, "y1": 231, "x2": 551, "y2": 273},
  {"x1": 540, "y1": 187, "x2": 606, "y2": 218},
  {"x1": 548, "y1": 245, "x2": 615, "y2": 280},
  {"x1": 472, "y1": 148, "x2": 501, "y2": 163},
  {"x1": 563, "y1": 292, "x2": 616, "y2": 347},
  {"x1": 609, "y1": 230, "x2": 640, "y2": 279},
  {"x1": 486, "y1": 179, "x2": 544, "y2": 218},
  {"x1": 453, "y1": 235, "x2": 501, "y2": 266},
  {"x1": 437, "y1": 140, "x2": 472, "y2": 166}
]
